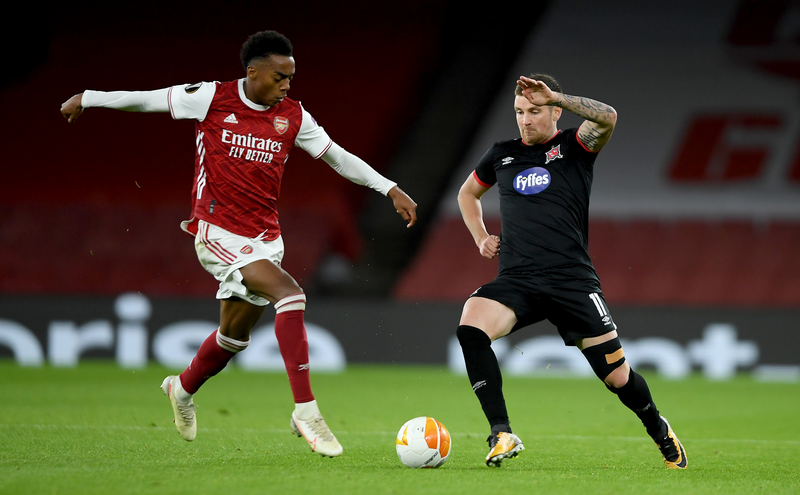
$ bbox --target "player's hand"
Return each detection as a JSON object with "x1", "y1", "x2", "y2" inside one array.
[
  {"x1": 479, "y1": 234, "x2": 500, "y2": 259},
  {"x1": 516, "y1": 76, "x2": 556, "y2": 107},
  {"x1": 61, "y1": 93, "x2": 85, "y2": 123},
  {"x1": 388, "y1": 186, "x2": 418, "y2": 228}
]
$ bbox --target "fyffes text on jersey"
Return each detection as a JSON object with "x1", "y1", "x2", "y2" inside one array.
[{"x1": 514, "y1": 167, "x2": 551, "y2": 195}]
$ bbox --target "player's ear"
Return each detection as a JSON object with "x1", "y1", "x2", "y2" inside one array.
[
  {"x1": 246, "y1": 65, "x2": 258, "y2": 80},
  {"x1": 552, "y1": 106, "x2": 563, "y2": 122}
]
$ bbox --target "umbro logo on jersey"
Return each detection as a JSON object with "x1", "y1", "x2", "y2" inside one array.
[
  {"x1": 545, "y1": 144, "x2": 563, "y2": 164},
  {"x1": 502, "y1": 156, "x2": 515, "y2": 165},
  {"x1": 224, "y1": 113, "x2": 239, "y2": 124}
]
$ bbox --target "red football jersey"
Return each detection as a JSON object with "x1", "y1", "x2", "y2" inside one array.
[{"x1": 169, "y1": 80, "x2": 332, "y2": 240}]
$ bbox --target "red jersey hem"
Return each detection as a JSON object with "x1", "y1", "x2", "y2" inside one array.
[
  {"x1": 575, "y1": 131, "x2": 599, "y2": 153},
  {"x1": 472, "y1": 170, "x2": 492, "y2": 188}
]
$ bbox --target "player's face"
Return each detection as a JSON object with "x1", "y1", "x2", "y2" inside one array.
[
  {"x1": 514, "y1": 95, "x2": 560, "y2": 145},
  {"x1": 245, "y1": 55, "x2": 296, "y2": 107}
]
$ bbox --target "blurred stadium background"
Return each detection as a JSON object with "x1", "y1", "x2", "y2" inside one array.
[{"x1": 1, "y1": 0, "x2": 799, "y2": 380}]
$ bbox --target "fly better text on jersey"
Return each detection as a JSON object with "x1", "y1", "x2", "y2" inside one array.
[{"x1": 222, "y1": 129, "x2": 283, "y2": 164}]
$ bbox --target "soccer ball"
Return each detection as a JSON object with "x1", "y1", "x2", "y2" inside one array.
[{"x1": 395, "y1": 416, "x2": 451, "y2": 468}]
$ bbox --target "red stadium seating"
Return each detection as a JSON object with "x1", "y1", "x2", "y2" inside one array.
[
  {"x1": 0, "y1": 4, "x2": 446, "y2": 297},
  {"x1": 394, "y1": 218, "x2": 800, "y2": 307}
]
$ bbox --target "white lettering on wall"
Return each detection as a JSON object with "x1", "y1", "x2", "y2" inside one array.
[
  {"x1": 448, "y1": 324, "x2": 760, "y2": 380},
  {"x1": 0, "y1": 319, "x2": 44, "y2": 366},
  {"x1": 152, "y1": 321, "x2": 219, "y2": 369},
  {"x1": 623, "y1": 337, "x2": 691, "y2": 379},
  {"x1": 237, "y1": 322, "x2": 346, "y2": 372},
  {"x1": 0, "y1": 294, "x2": 789, "y2": 381},
  {"x1": 48, "y1": 320, "x2": 113, "y2": 367},
  {"x1": 688, "y1": 323, "x2": 758, "y2": 380},
  {"x1": 115, "y1": 293, "x2": 151, "y2": 369}
]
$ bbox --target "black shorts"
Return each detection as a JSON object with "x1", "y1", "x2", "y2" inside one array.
[{"x1": 470, "y1": 265, "x2": 617, "y2": 346}]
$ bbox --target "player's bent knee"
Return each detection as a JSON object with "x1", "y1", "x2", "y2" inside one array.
[
  {"x1": 580, "y1": 337, "x2": 627, "y2": 384},
  {"x1": 603, "y1": 362, "x2": 630, "y2": 389},
  {"x1": 456, "y1": 325, "x2": 492, "y2": 347}
]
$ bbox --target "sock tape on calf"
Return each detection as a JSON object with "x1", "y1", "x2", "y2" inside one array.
[{"x1": 580, "y1": 336, "x2": 626, "y2": 380}]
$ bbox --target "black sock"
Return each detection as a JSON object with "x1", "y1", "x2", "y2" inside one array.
[
  {"x1": 456, "y1": 325, "x2": 510, "y2": 432},
  {"x1": 609, "y1": 368, "x2": 665, "y2": 439}
]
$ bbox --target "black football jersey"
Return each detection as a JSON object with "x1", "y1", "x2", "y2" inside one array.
[{"x1": 473, "y1": 128, "x2": 599, "y2": 276}]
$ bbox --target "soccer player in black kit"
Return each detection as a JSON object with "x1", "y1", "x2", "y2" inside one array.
[{"x1": 456, "y1": 74, "x2": 687, "y2": 469}]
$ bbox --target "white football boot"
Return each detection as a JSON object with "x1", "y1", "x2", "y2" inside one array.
[
  {"x1": 290, "y1": 400, "x2": 343, "y2": 457},
  {"x1": 160, "y1": 375, "x2": 196, "y2": 442}
]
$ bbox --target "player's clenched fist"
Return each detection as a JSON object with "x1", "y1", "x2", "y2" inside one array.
[
  {"x1": 479, "y1": 235, "x2": 500, "y2": 259},
  {"x1": 61, "y1": 93, "x2": 84, "y2": 123}
]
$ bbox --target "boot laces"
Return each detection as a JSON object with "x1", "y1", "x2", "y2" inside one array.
[
  {"x1": 176, "y1": 400, "x2": 196, "y2": 426},
  {"x1": 306, "y1": 414, "x2": 334, "y2": 441}
]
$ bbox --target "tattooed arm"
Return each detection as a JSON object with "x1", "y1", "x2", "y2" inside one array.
[{"x1": 517, "y1": 75, "x2": 617, "y2": 151}]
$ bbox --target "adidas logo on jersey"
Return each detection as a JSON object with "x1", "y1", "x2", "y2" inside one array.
[{"x1": 224, "y1": 113, "x2": 239, "y2": 124}]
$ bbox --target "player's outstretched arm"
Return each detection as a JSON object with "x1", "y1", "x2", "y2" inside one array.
[
  {"x1": 61, "y1": 93, "x2": 84, "y2": 123},
  {"x1": 458, "y1": 173, "x2": 499, "y2": 259},
  {"x1": 60, "y1": 88, "x2": 172, "y2": 124},
  {"x1": 320, "y1": 143, "x2": 418, "y2": 227},
  {"x1": 388, "y1": 186, "x2": 418, "y2": 228},
  {"x1": 516, "y1": 76, "x2": 617, "y2": 151}
]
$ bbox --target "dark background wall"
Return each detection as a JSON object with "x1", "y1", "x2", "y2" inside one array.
[{"x1": 0, "y1": 0, "x2": 536, "y2": 297}]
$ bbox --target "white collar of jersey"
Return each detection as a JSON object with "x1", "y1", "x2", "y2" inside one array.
[{"x1": 238, "y1": 78, "x2": 271, "y2": 111}]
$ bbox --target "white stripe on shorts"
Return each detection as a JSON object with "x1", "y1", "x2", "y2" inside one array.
[
  {"x1": 589, "y1": 293, "x2": 608, "y2": 317},
  {"x1": 201, "y1": 222, "x2": 237, "y2": 264}
]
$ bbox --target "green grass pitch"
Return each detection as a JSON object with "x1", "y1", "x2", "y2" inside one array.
[{"x1": 0, "y1": 361, "x2": 798, "y2": 494}]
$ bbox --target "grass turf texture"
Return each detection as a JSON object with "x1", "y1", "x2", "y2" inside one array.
[{"x1": 0, "y1": 362, "x2": 798, "y2": 494}]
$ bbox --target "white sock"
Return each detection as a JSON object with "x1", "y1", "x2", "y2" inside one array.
[
  {"x1": 295, "y1": 400, "x2": 319, "y2": 419},
  {"x1": 174, "y1": 376, "x2": 193, "y2": 402}
]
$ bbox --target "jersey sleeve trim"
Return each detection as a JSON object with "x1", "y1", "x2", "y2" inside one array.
[
  {"x1": 575, "y1": 130, "x2": 599, "y2": 153},
  {"x1": 167, "y1": 86, "x2": 176, "y2": 120},
  {"x1": 313, "y1": 140, "x2": 333, "y2": 159},
  {"x1": 472, "y1": 169, "x2": 493, "y2": 188}
]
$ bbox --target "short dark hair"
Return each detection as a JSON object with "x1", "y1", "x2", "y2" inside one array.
[
  {"x1": 240, "y1": 30, "x2": 293, "y2": 70},
  {"x1": 515, "y1": 73, "x2": 562, "y2": 95}
]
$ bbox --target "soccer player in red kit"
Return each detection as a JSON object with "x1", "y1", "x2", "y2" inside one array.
[{"x1": 60, "y1": 30, "x2": 418, "y2": 458}]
